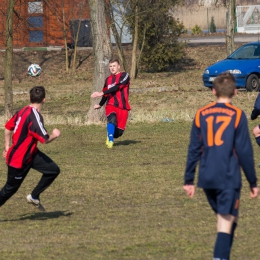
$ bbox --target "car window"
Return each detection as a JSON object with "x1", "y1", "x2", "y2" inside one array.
[{"x1": 228, "y1": 45, "x2": 260, "y2": 59}]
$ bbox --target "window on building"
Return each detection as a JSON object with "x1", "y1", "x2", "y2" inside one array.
[
  {"x1": 29, "y1": 31, "x2": 44, "y2": 42},
  {"x1": 28, "y1": 16, "x2": 43, "y2": 28},
  {"x1": 28, "y1": 1, "x2": 44, "y2": 44},
  {"x1": 28, "y1": 1, "x2": 43, "y2": 14}
]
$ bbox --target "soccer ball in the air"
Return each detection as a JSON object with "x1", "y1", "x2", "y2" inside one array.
[{"x1": 28, "y1": 64, "x2": 42, "y2": 77}]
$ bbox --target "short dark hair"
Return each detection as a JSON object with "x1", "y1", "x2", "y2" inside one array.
[
  {"x1": 213, "y1": 72, "x2": 236, "y2": 98},
  {"x1": 109, "y1": 58, "x2": 120, "y2": 64},
  {"x1": 30, "y1": 86, "x2": 46, "y2": 103}
]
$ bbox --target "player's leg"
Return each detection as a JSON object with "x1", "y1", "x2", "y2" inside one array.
[
  {"x1": 253, "y1": 124, "x2": 260, "y2": 146},
  {"x1": 30, "y1": 150, "x2": 60, "y2": 200},
  {"x1": 0, "y1": 165, "x2": 30, "y2": 207},
  {"x1": 214, "y1": 214, "x2": 236, "y2": 259},
  {"x1": 107, "y1": 113, "x2": 116, "y2": 142},
  {"x1": 213, "y1": 189, "x2": 240, "y2": 260},
  {"x1": 114, "y1": 109, "x2": 128, "y2": 139},
  {"x1": 114, "y1": 128, "x2": 124, "y2": 138}
]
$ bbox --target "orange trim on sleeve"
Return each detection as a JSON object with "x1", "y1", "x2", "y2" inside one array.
[{"x1": 226, "y1": 103, "x2": 242, "y2": 128}]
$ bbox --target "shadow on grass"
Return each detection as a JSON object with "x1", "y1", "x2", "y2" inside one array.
[
  {"x1": 114, "y1": 140, "x2": 141, "y2": 146},
  {"x1": 2, "y1": 211, "x2": 73, "y2": 222}
]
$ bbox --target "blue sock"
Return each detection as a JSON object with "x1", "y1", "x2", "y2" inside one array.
[
  {"x1": 230, "y1": 222, "x2": 237, "y2": 248},
  {"x1": 213, "y1": 232, "x2": 232, "y2": 260},
  {"x1": 107, "y1": 123, "x2": 115, "y2": 142}
]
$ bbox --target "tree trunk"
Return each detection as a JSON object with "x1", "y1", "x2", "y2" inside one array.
[
  {"x1": 130, "y1": 5, "x2": 138, "y2": 79},
  {"x1": 87, "y1": 0, "x2": 112, "y2": 123},
  {"x1": 62, "y1": 5, "x2": 69, "y2": 72},
  {"x1": 72, "y1": 19, "x2": 81, "y2": 72},
  {"x1": 4, "y1": 0, "x2": 15, "y2": 119},
  {"x1": 226, "y1": 0, "x2": 235, "y2": 56}
]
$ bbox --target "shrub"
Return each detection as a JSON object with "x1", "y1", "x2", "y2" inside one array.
[
  {"x1": 209, "y1": 16, "x2": 216, "y2": 33},
  {"x1": 191, "y1": 25, "x2": 202, "y2": 35}
]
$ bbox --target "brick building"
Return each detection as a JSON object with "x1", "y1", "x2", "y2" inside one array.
[{"x1": 0, "y1": 0, "x2": 91, "y2": 48}]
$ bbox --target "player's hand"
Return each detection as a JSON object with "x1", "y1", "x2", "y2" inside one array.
[
  {"x1": 183, "y1": 185, "x2": 195, "y2": 198},
  {"x1": 91, "y1": 92, "x2": 103, "y2": 98},
  {"x1": 94, "y1": 104, "x2": 101, "y2": 109},
  {"x1": 250, "y1": 187, "x2": 259, "y2": 198},
  {"x1": 2, "y1": 150, "x2": 7, "y2": 158},
  {"x1": 52, "y1": 128, "x2": 60, "y2": 138},
  {"x1": 2, "y1": 145, "x2": 9, "y2": 158}
]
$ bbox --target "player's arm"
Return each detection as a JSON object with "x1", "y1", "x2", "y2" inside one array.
[
  {"x1": 251, "y1": 93, "x2": 260, "y2": 120},
  {"x1": 183, "y1": 118, "x2": 202, "y2": 198},
  {"x1": 235, "y1": 112, "x2": 258, "y2": 197},
  {"x1": 3, "y1": 114, "x2": 16, "y2": 158},
  {"x1": 91, "y1": 82, "x2": 108, "y2": 109},
  {"x1": 45, "y1": 128, "x2": 60, "y2": 144},
  {"x1": 2, "y1": 128, "x2": 12, "y2": 158}
]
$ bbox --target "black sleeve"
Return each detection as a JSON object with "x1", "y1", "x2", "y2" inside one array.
[{"x1": 99, "y1": 96, "x2": 108, "y2": 107}]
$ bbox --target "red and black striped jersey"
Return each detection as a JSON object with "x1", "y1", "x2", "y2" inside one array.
[
  {"x1": 5, "y1": 105, "x2": 49, "y2": 169},
  {"x1": 100, "y1": 72, "x2": 131, "y2": 110},
  {"x1": 184, "y1": 102, "x2": 257, "y2": 189}
]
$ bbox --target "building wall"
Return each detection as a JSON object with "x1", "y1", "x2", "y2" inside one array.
[
  {"x1": 174, "y1": 1, "x2": 260, "y2": 31},
  {"x1": 0, "y1": 0, "x2": 90, "y2": 48}
]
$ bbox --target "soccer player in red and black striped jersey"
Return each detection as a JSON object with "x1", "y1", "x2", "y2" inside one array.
[
  {"x1": 91, "y1": 59, "x2": 131, "y2": 148},
  {"x1": 183, "y1": 73, "x2": 259, "y2": 260},
  {"x1": 1, "y1": 86, "x2": 60, "y2": 211}
]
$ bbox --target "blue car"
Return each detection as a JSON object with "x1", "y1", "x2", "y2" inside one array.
[{"x1": 202, "y1": 42, "x2": 260, "y2": 91}]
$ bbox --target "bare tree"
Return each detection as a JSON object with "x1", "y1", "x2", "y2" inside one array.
[
  {"x1": 43, "y1": 0, "x2": 88, "y2": 72},
  {"x1": 226, "y1": 0, "x2": 235, "y2": 55},
  {"x1": 106, "y1": 0, "x2": 129, "y2": 72},
  {"x1": 4, "y1": 0, "x2": 15, "y2": 118},
  {"x1": 87, "y1": 0, "x2": 112, "y2": 123},
  {"x1": 130, "y1": 3, "x2": 138, "y2": 79}
]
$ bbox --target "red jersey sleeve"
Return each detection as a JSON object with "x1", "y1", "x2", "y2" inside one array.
[{"x1": 5, "y1": 113, "x2": 18, "y2": 131}]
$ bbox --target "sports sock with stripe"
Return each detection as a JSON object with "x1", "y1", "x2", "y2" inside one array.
[{"x1": 107, "y1": 123, "x2": 115, "y2": 142}]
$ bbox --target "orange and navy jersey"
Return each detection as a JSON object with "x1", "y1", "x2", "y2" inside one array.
[
  {"x1": 99, "y1": 72, "x2": 131, "y2": 110},
  {"x1": 184, "y1": 102, "x2": 257, "y2": 189},
  {"x1": 5, "y1": 105, "x2": 49, "y2": 169}
]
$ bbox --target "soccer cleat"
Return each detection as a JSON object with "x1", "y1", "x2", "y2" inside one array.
[
  {"x1": 106, "y1": 141, "x2": 114, "y2": 149},
  {"x1": 26, "y1": 194, "x2": 46, "y2": 212}
]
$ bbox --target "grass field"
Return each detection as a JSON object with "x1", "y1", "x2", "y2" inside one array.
[{"x1": 0, "y1": 44, "x2": 260, "y2": 259}]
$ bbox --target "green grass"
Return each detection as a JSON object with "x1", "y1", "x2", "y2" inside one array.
[
  {"x1": 0, "y1": 44, "x2": 259, "y2": 259},
  {"x1": 0, "y1": 119, "x2": 260, "y2": 259}
]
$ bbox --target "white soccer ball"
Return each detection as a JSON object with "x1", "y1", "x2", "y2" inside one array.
[{"x1": 28, "y1": 64, "x2": 41, "y2": 77}]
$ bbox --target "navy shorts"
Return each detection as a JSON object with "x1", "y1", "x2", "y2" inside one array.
[{"x1": 203, "y1": 189, "x2": 240, "y2": 217}]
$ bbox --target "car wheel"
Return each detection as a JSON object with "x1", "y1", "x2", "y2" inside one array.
[{"x1": 246, "y1": 74, "x2": 260, "y2": 92}]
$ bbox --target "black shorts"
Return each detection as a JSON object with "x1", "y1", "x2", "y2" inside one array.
[{"x1": 203, "y1": 189, "x2": 240, "y2": 217}]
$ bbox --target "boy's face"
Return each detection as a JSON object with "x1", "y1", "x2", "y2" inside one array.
[{"x1": 109, "y1": 62, "x2": 120, "y2": 75}]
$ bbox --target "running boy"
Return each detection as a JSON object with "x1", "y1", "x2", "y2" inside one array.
[
  {"x1": 183, "y1": 72, "x2": 259, "y2": 260},
  {"x1": 1, "y1": 86, "x2": 60, "y2": 211},
  {"x1": 91, "y1": 59, "x2": 131, "y2": 148}
]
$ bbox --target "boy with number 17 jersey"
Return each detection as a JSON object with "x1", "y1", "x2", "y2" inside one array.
[
  {"x1": 183, "y1": 72, "x2": 258, "y2": 260},
  {"x1": 185, "y1": 102, "x2": 256, "y2": 189}
]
